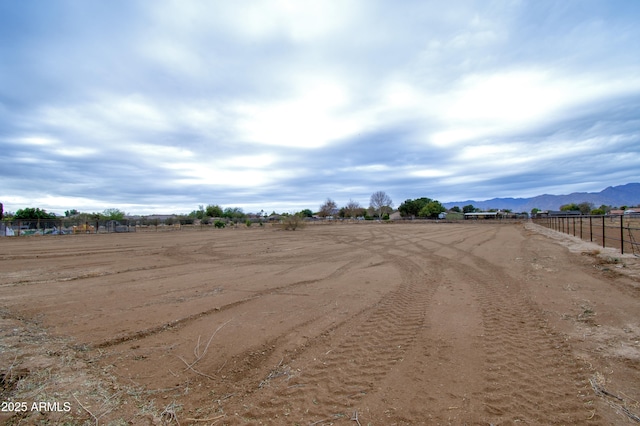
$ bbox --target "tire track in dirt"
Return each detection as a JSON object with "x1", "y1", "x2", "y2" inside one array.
[
  {"x1": 93, "y1": 254, "x2": 369, "y2": 348},
  {"x1": 219, "y1": 237, "x2": 442, "y2": 425},
  {"x1": 348, "y1": 224, "x2": 597, "y2": 424},
  {"x1": 425, "y1": 226, "x2": 599, "y2": 424},
  {"x1": 0, "y1": 263, "x2": 186, "y2": 288}
]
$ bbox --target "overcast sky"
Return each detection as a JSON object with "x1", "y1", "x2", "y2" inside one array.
[{"x1": 1, "y1": 1, "x2": 639, "y2": 215}]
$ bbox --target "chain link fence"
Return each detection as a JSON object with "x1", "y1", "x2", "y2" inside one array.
[{"x1": 1, "y1": 218, "x2": 136, "y2": 236}]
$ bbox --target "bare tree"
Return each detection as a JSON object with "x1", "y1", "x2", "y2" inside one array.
[
  {"x1": 369, "y1": 191, "x2": 393, "y2": 218},
  {"x1": 319, "y1": 198, "x2": 338, "y2": 218},
  {"x1": 344, "y1": 199, "x2": 362, "y2": 219}
]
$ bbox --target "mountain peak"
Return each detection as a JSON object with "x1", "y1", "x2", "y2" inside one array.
[{"x1": 443, "y1": 183, "x2": 640, "y2": 212}]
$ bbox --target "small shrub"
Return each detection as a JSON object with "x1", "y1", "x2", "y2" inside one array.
[
  {"x1": 245, "y1": 219, "x2": 252, "y2": 227},
  {"x1": 214, "y1": 220, "x2": 226, "y2": 229},
  {"x1": 282, "y1": 214, "x2": 305, "y2": 231}
]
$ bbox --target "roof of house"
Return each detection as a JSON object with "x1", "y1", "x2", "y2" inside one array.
[{"x1": 464, "y1": 212, "x2": 498, "y2": 216}]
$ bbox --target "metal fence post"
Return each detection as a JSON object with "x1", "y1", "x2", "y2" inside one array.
[
  {"x1": 580, "y1": 216, "x2": 583, "y2": 239},
  {"x1": 589, "y1": 216, "x2": 593, "y2": 242},
  {"x1": 602, "y1": 216, "x2": 606, "y2": 248},
  {"x1": 620, "y1": 215, "x2": 624, "y2": 255}
]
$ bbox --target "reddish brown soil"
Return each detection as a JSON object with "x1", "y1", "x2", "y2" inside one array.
[{"x1": 1, "y1": 222, "x2": 639, "y2": 425}]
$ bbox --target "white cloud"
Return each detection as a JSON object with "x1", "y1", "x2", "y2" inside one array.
[
  {"x1": 16, "y1": 136, "x2": 58, "y2": 146},
  {"x1": 431, "y1": 68, "x2": 640, "y2": 146},
  {"x1": 1, "y1": 1, "x2": 639, "y2": 214},
  {"x1": 233, "y1": 79, "x2": 362, "y2": 148}
]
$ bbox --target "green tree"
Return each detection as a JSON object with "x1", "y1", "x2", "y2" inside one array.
[
  {"x1": 223, "y1": 207, "x2": 245, "y2": 220},
  {"x1": 102, "y1": 208, "x2": 125, "y2": 220},
  {"x1": 14, "y1": 207, "x2": 56, "y2": 220},
  {"x1": 300, "y1": 209, "x2": 313, "y2": 217},
  {"x1": 398, "y1": 197, "x2": 431, "y2": 217},
  {"x1": 205, "y1": 204, "x2": 223, "y2": 217},
  {"x1": 462, "y1": 204, "x2": 476, "y2": 214},
  {"x1": 64, "y1": 209, "x2": 79, "y2": 217},
  {"x1": 190, "y1": 205, "x2": 205, "y2": 219},
  {"x1": 560, "y1": 203, "x2": 580, "y2": 211},
  {"x1": 450, "y1": 206, "x2": 461, "y2": 213},
  {"x1": 418, "y1": 201, "x2": 446, "y2": 218}
]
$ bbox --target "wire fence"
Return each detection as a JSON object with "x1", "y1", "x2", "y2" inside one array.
[
  {"x1": 1, "y1": 219, "x2": 136, "y2": 236},
  {"x1": 1, "y1": 215, "x2": 532, "y2": 236},
  {"x1": 532, "y1": 214, "x2": 640, "y2": 256}
]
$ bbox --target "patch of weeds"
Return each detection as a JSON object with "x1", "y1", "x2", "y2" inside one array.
[
  {"x1": 258, "y1": 359, "x2": 292, "y2": 388},
  {"x1": 578, "y1": 303, "x2": 597, "y2": 325},
  {"x1": 583, "y1": 251, "x2": 626, "y2": 274},
  {"x1": 0, "y1": 365, "x2": 29, "y2": 400},
  {"x1": 135, "y1": 392, "x2": 157, "y2": 414}
]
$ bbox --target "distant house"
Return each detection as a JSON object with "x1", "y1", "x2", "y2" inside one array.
[
  {"x1": 145, "y1": 214, "x2": 177, "y2": 222},
  {"x1": 464, "y1": 212, "x2": 498, "y2": 219}
]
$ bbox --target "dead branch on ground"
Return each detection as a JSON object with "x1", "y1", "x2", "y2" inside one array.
[
  {"x1": 176, "y1": 319, "x2": 232, "y2": 380},
  {"x1": 72, "y1": 391, "x2": 122, "y2": 426},
  {"x1": 351, "y1": 410, "x2": 362, "y2": 426},
  {"x1": 160, "y1": 401, "x2": 181, "y2": 425},
  {"x1": 590, "y1": 373, "x2": 640, "y2": 423}
]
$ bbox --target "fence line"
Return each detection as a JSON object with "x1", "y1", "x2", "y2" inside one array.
[
  {"x1": 532, "y1": 215, "x2": 640, "y2": 256},
  {"x1": 1, "y1": 219, "x2": 136, "y2": 236}
]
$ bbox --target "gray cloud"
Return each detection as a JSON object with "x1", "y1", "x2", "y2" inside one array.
[{"x1": 1, "y1": 0, "x2": 639, "y2": 215}]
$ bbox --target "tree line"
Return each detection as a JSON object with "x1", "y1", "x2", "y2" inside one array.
[
  {"x1": 1, "y1": 191, "x2": 442, "y2": 223},
  {"x1": 314, "y1": 191, "x2": 446, "y2": 220},
  {"x1": 7, "y1": 194, "x2": 627, "y2": 224}
]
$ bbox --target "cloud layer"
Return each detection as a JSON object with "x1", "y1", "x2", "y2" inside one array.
[{"x1": 1, "y1": 0, "x2": 639, "y2": 214}]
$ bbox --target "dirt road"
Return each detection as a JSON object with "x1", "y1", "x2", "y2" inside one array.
[{"x1": 1, "y1": 222, "x2": 639, "y2": 425}]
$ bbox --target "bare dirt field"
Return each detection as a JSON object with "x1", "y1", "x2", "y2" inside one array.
[{"x1": 1, "y1": 222, "x2": 639, "y2": 425}]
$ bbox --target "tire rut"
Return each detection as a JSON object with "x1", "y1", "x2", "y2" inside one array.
[
  {"x1": 428, "y1": 228, "x2": 599, "y2": 424},
  {"x1": 220, "y1": 246, "x2": 441, "y2": 424},
  {"x1": 93, "y1": 255, "x2": 368, "y2": 349}
]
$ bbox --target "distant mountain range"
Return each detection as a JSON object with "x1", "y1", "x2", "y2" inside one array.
[{"x1": 443, "y1": 183, "x2": 640, "y2": 212}]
